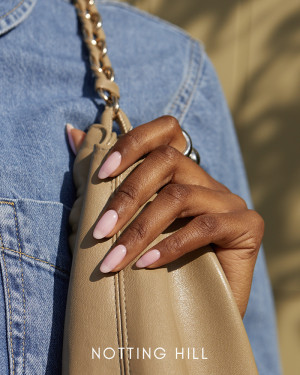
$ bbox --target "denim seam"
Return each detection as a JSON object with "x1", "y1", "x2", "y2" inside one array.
[
  {"x1": 167, "y1": 38, "x2": 195, "y2": 117},
  {"x1": 0, "y1": 200, "x2": 71, "y2": 211},
  {"x1": 0, "y1": 234, "x2": 15, "y2": 375},
  {"x1": 165, "y1": 40, "x2": 205, "y2": 126},
  {"x1": 0, "y1": 0, "x2": 26, "y2": 20},
  {"x1": 0, "y1": 201, "x2": 15, "y2": 207},
  {"x1": 97, "y1": 0, "x2": 194, "y2": 42},
  {"x1": 178, "y1": 42, "x2": 206, "y2": 125},
  {"x1": 9, "y1": 203, "x2": 26, "y2": 374},
  {"x1": 0, "y1": 247, "x2": 70, "y2": 276}
]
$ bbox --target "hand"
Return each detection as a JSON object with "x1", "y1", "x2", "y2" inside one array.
[{"x1": 66, "y1": 116, "x2": 264, "y2": 317}]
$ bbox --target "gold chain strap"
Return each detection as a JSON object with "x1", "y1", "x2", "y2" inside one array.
[
  {"x1": 73, "y1": 0, "x2": 132, "y2": 133},
  {"x1": 73, "y1": 0, "x2": 200, "y2": 160}
]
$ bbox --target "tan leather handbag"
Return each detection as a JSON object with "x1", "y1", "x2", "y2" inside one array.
[{"x1": 62, "y1": 1, "x2": 259, "y2": 374}]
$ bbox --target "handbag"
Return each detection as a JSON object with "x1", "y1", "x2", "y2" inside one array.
[{"x1": 62, "y1": 1, "x2": 259, "y2": 373}]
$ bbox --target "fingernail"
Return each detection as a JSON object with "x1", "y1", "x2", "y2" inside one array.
[
  {"x1": 136, "y1": 249, "x2": 161, "y2": 268},
  {"x1": 100, "y1": 245, "x2": 127, "y2": 273},
  {"x1": 98, "y1": 151, "x2": 122, "y2": 179},
  {"x1": 93, "y1": 210, "x2": 118, "y2": 239},
  {"x1": 66, "y1": 123, "x2": 77, "y2": 155}
]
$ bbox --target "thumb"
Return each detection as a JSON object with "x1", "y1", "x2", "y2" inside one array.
[{"x1": 66, "y1": 123, "x2": 86, "y2": 155}]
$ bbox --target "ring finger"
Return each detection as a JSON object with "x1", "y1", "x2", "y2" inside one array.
[{"x1": 98, "y1": 184, "x2": 246, "y2": 273}]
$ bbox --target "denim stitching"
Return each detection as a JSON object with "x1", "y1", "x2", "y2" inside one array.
[
  {"x1": 97, "y1": 1, "x2": 194, "y2": 42},
  {"x1": 177, "y1": 42, "x2": 205, "y2": 124},
  {"x1": 0, "y1": 233, "x2": 15, "y2": 375},
  {"x1": 0, "y1": 247, "x2": 69, "y2": 275},
  {"x1": 0, "y1": 0, "x2": 26, "y2": 20},
  {"x1": 10, "y1": 203, "x2": 26, "y2": 373},
  {"x1": 0, "y1": 201, "x2": 15, "y2": 206},
  {"x1": 0, "y1": 199, "x2": 71, "y2": 212},
  {"x1": 0, "y1": 233, "x2": 4, "y2": 249},
  {"x1": 167, "y1": 38, "x2": 195, "y2": 116}
]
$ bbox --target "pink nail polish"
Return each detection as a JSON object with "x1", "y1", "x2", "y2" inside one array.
[
  {"x1": 98, "y1": 151, "x2": 122, "y2": 179},
  {"x1": 66, "y1": 123, "x2": 77, "y2": 155},
  {"x1": 100, "y1": 245, "x2": 127, "y2": 273},
  {"x1": 136, "y1": 249, "x2": 161, "y2": 268},
  {"x1": 93, "y1": 210, "x2": 118, "y2": 239}
]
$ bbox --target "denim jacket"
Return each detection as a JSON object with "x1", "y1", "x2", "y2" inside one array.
[{"x1": 0, "y1": 0, "x2": 281, "y2": 374}]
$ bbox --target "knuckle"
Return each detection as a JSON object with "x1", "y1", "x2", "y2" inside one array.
[
  {"x1": 239, "y1": 210, "x2": 265, "y2": 257},
  {"x1": 160, "y1": 115, "x2": 180, "y2": 131},
  {"x1": 162, "y1": 235, "x2": 184, "y2": 256},
  {"x1": 215, "y1": 182, "x2": 231, "y2": 193},
  {"x1": 123, "y1": 130, "x2": 142, "y2": 149},
  {"x1": 156, "y1": 144, "x2": 179, "y2": 162},
  {"x1": 126, "y1": 221, "x2": 148, "y2": 242},
  {"x1": 249, "y1": 210, "x2": 265, "y2": 232},
  {"x1": 239, "y1": 243, "x2": 260, "y2": 260},
  {"x1": 117, "y1": 183, "x2": 139, "y2": 204},
  {"x1": 248, "y1": 210, "x2": 265, "y2": 238},
  {"x1": 162, "y1": 184, "x2": 190, "y2": 203},
  {"x1": 193, "y1": 215, "x2": 218, "y2": 235},
  {"x1": 232, "y1": 194, "x2": 248, "y2": 209}
]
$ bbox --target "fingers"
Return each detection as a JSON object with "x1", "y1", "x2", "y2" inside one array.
[
  {"x1": 136, "y1": 210, "x2": 264, "y2": 317},
  {"x1": 93, "y1": 147, "x2": 231, "y2": 239},
  {"x1": 97, "y1": 115, "x2": 187, "y2": 179},
  {"x1": 98, "y1": 184, "x2": 247, "y2": 272}
]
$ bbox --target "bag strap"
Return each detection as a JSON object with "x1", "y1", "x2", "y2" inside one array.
[{"x1": 74, "y1": 0, "x2": 132, "y2": 134}]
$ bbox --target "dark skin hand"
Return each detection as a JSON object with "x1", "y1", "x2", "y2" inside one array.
[{"x1": 67, "y1": 115, "x2": 264, "y2": 317}]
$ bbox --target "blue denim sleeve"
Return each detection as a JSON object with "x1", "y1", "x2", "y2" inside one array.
[
  {"x1": 174, "y1": 45, "x2": 282, "y2": 375},
  {"x1": 0, "y1": 0, "x2": 282, "y2": 373}
]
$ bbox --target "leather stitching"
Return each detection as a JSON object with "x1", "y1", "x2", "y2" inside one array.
[
  {"x1": 121, "y1": 270, "x2": 130, "y2": 374},
  {"x1": 118, "y1": 172, "x2": 131, "y2": 375},
  {"x1": 112, "y1": 175, "x2": 123, "y2": 374}
]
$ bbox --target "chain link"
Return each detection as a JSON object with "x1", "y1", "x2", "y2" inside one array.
[{"x1": 74, "y1": 0, "x2": 120, "y2": 113}]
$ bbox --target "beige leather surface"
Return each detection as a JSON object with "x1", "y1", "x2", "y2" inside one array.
[{"x1": 62, "y1": 121, "x2": 258, "y2": 374}]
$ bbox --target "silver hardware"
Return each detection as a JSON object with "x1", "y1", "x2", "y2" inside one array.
[
  {"x1": 182, "y1": 130, "x2": 201, "y2": 164},
  {"x1": 189, "y1": 148, "x2": 200, "y2": 165},
  {"x1": 182, "y1": 130, "x2": 192, "y2": 157}
]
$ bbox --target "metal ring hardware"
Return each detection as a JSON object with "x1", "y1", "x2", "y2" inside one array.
[{"x1": 182, "y1": 130, "x2": 201, "y2": 165}]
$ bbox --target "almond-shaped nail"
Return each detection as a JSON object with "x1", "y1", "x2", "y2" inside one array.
[
  {"x1": 136, "y1": 249, "x2": 161, "y2": 268},
  {"x1": 98, "y1": 151, "x2": 122, "y2": 179},
  {"x1": 66, "y1": 123, "x2": 77, "y2": 154},
  {"x1": 93, "y1": 210, "x2": 118, "y2": 239},
  {"x1": 100, "y1": 245, "x2": 127, "y2": 273}
]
